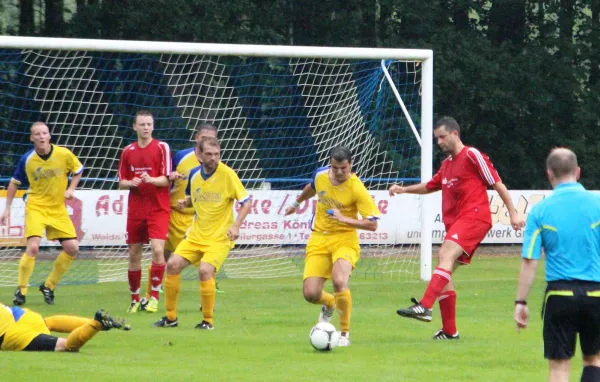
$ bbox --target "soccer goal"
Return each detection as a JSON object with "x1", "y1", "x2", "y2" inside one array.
[{"x1": 0, "y1": 36, "x2": 433, "y2": 286}]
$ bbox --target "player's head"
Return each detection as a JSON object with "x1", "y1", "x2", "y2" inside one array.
[
  {"x1": 329, "y1": 146, "x2": 353, "y2": 183},
  {"x1": 30, "y1": 122, "x2": 51, "y2": 150},
  {"x1": 197, "y1": 136, "x2": 221, "y2": 173},
  {"x1": 133, "y1": 110, "x2": 154, "y2": 140},
  {"x1": 546, "y1": 147, "x2": 580, "y2": 188},
  {"x1": 433, "y1": 116, "x2": 461, "y2": 154},
  {"x1": 194, "y1": 123, "x2": 218, "y2": 143}
]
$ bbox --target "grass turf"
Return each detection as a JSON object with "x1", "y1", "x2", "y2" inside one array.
[{"x1": 0, "y1": 256, "x2": 582, "y2": 381}]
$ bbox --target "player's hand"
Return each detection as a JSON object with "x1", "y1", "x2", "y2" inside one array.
[
  {"x1": 326, "y1": 208, "x2": 344, "y2": 222},
  {"x1": 510, "y1": 212, "x2": 525, "y2": 231},
  {"x1": 169, "y1": 171, "x2": 182, "y2": 181},
  {"x1": 0, "y1": 209, "x2": 9, "y2": 226},
  {"x1": 227, "y1": 225, "x2": 240, "y2": 241},
  {"x1": 514, "y1": 304, "x2": 529, "y2": 332},
  {"x1": 177, "y1": 199, "x2": 188, "y2": 210},
  {"x1": 129, "y1": 177, "x2": 142, "y2": 188},
  {"x1": 140, "y1": 172, "x2": 153, "y2": 184},
  {"x1": 64, "y1": 189, "x2": 75, "y2": 200},
  {"x1": 388, "y1": 184, "x2": 405, "y2": 196},
  {"x1": 284, "y1": 206, "x2": 297, "y2": 216}
]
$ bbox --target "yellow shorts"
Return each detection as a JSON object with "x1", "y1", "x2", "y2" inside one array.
[
  {"x1": 1, "y1": 310, "x2": 50, "y2": 351},
  {"x1": 174, "y1": 238, "x2": 232, "y2": 271},
  {"x1": 165, "y1": 209, "x2": 194, "y2": 252},
  {"x1": 303, "y1": 231, "x2": 360, "y2": 280},
  {"x1": 25, "y1": 205, "x2": 76, "y2": 241}
]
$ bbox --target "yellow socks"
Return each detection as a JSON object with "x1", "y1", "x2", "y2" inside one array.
[
  {"x1": 45, "y1": 251, "x2": 75, "y2": 290},
  {"x1": 45, "y1": 315, "x2": 91, "y2": 333},
  {"x1": 145, "y1": 263, "x2": 152, "y2": 299},
  {"x1": 316, "y1": 291, "x2": 336, "y2": 309},
  {"x1": 18, "y1": 253, "x2": 35, "y2": 295},
  {"x1": 165, "y1": 274, "x2": 181, "y2": 321},
  {"x1": 200, "y1": 278, "x2": 216, "y2": 324},
  {"x1": 65, "y1": 320, "x2": 102, "y2": 351},
  {"x1": 335, "y1": 289, "x2": 352, "y2": 333}
]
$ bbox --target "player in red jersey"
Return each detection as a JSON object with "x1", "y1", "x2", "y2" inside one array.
[
  {"x1": 389, "y1": 116, "x2": 524, "y2": 339},
  {"x1": 118, "y1": 110, "x2": 171, "y2": 313}
]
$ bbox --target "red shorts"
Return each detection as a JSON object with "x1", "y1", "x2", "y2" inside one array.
[
  {"x1": 444, "y1": 219, "x2": 492, "y2": 264},
  {"x1": 126, "y1": 209, "x2": 170, "y2": 244}
]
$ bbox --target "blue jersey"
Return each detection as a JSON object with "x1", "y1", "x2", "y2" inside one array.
[{"x1": 522, "y1": 182, "x2": 600, "y2": 282}]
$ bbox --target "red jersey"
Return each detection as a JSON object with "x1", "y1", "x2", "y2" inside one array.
[
  {"x1": 426, "y1": 146, "x2": 500, "y2": 227},
  {"x1": 118, "y1": 139, "x2": 171, "y2": 219}
]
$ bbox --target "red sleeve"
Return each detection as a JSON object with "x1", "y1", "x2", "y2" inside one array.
[
  {"x1": 466, "y1": 148, "x2": 501, "y2": 186},
  {"x1": 426, "y1": 168, "x2": 443, "y2": 191},
  {"x1": 157, "y1": 141, "x2": 171, "y2": 177},
  {"x1": 118, "y1": 147, "x2": 130, "y2": 181}
]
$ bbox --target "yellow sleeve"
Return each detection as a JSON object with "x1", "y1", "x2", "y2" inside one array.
[
  {"x1": 229, "y1": 169, "x2": 250, "y2": 203},
  {"x1": 67, "y1": 149, "x2": 84, "y2": 175},
  {"x1": 354, "y1": 181, "x2": 380, "y2": 220}
]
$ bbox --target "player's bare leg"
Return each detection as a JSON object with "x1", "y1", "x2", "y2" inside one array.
[
  {"x1": 548, "y1": 359, "x2": 571, "y2": 382},
  {"x1": 14, "y1": 236, "x2": 42, "y2": 305},
  {"x1": 154, "y1": 254, "x2": 190, "y2": 328},
  {"x1": 196, "y1": 262, "x2": 217, "y2": 330},
  {"x1": 127, "y1": 243, "x2": 143, "y2": 312},
  {"x1": 303, "y1": 277, "x2": 335, "y2": 323},
  {"x1": 145, "y1": 239, "x2": 167, "y2": 312},
  {"x1": 397, "y1": 240, "x2": 464, "y2": 322},
  {"x1": 332, "y1": 259, "x2": 353, "y2": 346},
  {"x1": 40, "y1": 238, "x2": 79, "y2": 305}
]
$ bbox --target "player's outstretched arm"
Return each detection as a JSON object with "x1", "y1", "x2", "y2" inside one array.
[
  {"x1": 492, "y1": 182, "x2": 525, "y2": 230},
  {"x1": 285, "y1": 183, "x2": 317, "y2": 215},
  {"x1": 0, "y1": 182, "x2": 18, "y2": 226},
  {"x1": 388, "y1": 182, "x2": 432, "y2": 196}
]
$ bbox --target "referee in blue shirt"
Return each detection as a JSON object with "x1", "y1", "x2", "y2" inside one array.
[{"x1": 515, "y1": 148, "x2": 600, "y2": 382}]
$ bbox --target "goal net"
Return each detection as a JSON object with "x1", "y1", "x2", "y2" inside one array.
[{"x1": 0, "y1": 37, "x2": 433, "y2": 286}]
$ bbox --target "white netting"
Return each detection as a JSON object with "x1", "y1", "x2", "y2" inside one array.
[{"x1": 0, "y1": 44, "x2": 427, "y2": 286}]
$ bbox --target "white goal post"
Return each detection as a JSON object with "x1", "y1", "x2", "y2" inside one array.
[{"x1": 0, "y1": 36, "x2": 433, "y2": 282}]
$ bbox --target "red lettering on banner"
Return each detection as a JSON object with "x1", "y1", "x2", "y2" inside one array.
[
  {"x1": 378, "y1": 200, "x2": 388, "y2": 214},
  {"x1": 261, "y1": 199, "x2": 271, "y2": 214}
]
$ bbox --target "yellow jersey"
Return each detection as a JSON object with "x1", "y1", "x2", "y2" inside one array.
[
  {"x1": 170, "y1": 147, "x2": 199, "y2": 214},
  {"x1": 0, "y1": 303, "x2": 22, "y2": 339},
  {"x1": 185, "y1": 162, "x2": 250, "y2": 244},
  {"x1": 311, "y1": 166, "x2": 380, "y2": 233},
  {"x1": 10, "y1": 144, "x2": 84, "y2": 209}
]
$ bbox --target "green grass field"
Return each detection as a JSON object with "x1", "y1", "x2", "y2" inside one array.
[{"x1": 0, "y1": 256, "x2": 583, "y2": 381}]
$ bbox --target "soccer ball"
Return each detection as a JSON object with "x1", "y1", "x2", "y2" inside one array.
[{"x1": 309, "y1": 322, "x2": 340, "y2": 351}]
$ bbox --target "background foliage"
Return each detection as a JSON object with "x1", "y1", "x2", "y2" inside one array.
[{"x1": 1, "y1": 0, "x2": 599, "y2": 189}]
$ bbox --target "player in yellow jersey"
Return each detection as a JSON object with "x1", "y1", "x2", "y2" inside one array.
[
  {"x1": 154, "y1": 137, "x2": 251, "y2": 329},
  {"x1": 1, "y1": 122, "x2": 84, "y2": 306},
  {"x1": 0, "y1": 302, "x2": 130, "y2": 352},
  {"x1": 140, "y1": 124, "x2": 219, "y2": 310},
  {"x1": 285, "y1": 146, "x2": 380, "y2": 347}
]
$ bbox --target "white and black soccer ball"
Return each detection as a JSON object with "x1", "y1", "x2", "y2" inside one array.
[{"x1": 309, "y1": 322, "x2": 341, "y2": 351}]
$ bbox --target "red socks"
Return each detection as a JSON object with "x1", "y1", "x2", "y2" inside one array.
[
  {"x1": 150, "y1": 262, "x2": 167, "y2": 300},
  {"x1": 128, "y1": 269, "x2": 142, "y2": 302},
  {"x1": 420, "y1": 267, "x2": 452, "y2": 308},
  {"x1": 439, "y1": 291, "x2": 457, "y2": 335}
]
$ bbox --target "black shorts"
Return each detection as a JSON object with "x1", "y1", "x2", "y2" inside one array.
[
  {"x1": 543, "y1": 280, "x2": 600, "y2": 359},
  {"x1": 23, "y1": 334, "x2": 58, "y2": 351}
]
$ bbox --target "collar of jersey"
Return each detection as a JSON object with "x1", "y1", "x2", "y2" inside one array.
[
  {"x1": 200, "y1": 163, "x2": 218, "y2": 181},
  {"x1": 554, "y1": 182, "x2": 584, "y2": 193}
]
